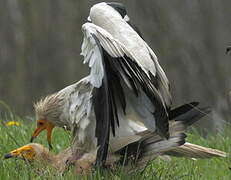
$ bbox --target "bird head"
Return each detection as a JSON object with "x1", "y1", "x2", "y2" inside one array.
[
  {"x1": 4, "y1": 144, "x2": 41, "y2": 161},
  {"x1": 30, "y1": 93, "x2": 65, "y2": 149},
  {"x1": 30, "y1": 119, "x2": 55, "y2": 150},
  {"x1": 4, "y1": 143, "x2": 69, "y2": 172}
]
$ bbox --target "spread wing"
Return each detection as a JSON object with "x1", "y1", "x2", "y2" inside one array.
[{"x1": 81, "y1": 22, "x2": 171, "y2": 165}]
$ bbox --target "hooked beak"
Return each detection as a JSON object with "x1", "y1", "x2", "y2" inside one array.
[
  {"x1": 4, "y1": 145, "x2": 36, "y2": 160},
  {"x1": 4, "y1": 153, "x2": 13, "y2": 159},
  {"x1": 30, "y1": 126, "x2": 45, "y2": 142},
  {"x1": 47, "y1": 124, "x2": 54, "y2": 150},
  {"x1": 30, "y1": 120, "x2": 54, "y2": 150}
]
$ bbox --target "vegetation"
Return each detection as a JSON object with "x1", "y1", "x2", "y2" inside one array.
[{"x1": 0, "y1": 104, "x2": 230, "y2": 180}]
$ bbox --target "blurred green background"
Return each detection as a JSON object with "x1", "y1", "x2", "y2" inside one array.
[{"x1": 0, "y1": 0, "x2": 230, "y2": 129}]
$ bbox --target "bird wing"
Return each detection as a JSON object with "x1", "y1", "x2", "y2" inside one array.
[
  {"x1": 58, "y1": 76, "x2": 96, "y2": 143},
  {"x1": 81, "y1": 22, "x2": 170, "y2": 165},
  {"x1": 88, "y1": 3, "x2": 172, "y2": 107}
]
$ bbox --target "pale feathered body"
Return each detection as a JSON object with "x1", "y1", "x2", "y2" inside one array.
[
  {"x1": 81, "y1": 2, "x2": 174, "y2": 164},
  {"x1": 5, "y1": 140, "x2": 226, "y2": 174},
  {"x1": 35, "y1": 76, "x2": 96, "y2": 150},
  {"x1": 32, "y1": 2, "x2": 213, "y2": 167},
  {"x1": 89, "y1": 3, "x2": 167, "y2": 83},
  {"x1": 34, "y1": 76, "x2": 148, "y2": 153},
  {"x1": 85, "y1": 2, "x2": 171, "y2": 106}
]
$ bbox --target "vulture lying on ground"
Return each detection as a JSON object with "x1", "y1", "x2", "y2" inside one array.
[{"x1": 5, "y1": 137, "x2": 226, "y2": 174}]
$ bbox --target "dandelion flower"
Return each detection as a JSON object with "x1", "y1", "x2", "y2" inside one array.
[{"x1": 5, "y1": 121, "x2": 20, "y2": 126}]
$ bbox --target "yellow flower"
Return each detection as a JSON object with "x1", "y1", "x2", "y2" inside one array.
[{"x1": 5, "y1": 121, "x2": 20, "y2": 126}]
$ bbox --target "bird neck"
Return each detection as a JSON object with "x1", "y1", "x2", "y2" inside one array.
[{"x1": 39, "y1": 150, "x2": 57, "y2": 166}]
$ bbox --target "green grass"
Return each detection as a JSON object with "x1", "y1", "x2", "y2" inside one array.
[{"x1": 0, "y1": 103, "x2": 230, "y2": 179}]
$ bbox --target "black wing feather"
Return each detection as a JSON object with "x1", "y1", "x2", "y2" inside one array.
[
  {"x1": 92, "y1": 34, "x2": 127, "y2": 166},
  {"x1": 121, "y1": 56, "x2": 169, "y2": 138},
  {"x1": 115, "y1": 104, "x2": 211, "y2": 165},
  {"x1": 117, "y1": 60, "x2": 139, "y2": 96},
  {"x1": 92, "y1": 34, "x2": 169, "y2": 166},
  {"x1": 93, "y1": 84, "x2": 110, "y2": 166},
  {"x1": 169, "y1": 102, "x2": 199, "y2": 120},
  {"x1": 92, "y1": 35, "x2": 110, "y2": 166}
]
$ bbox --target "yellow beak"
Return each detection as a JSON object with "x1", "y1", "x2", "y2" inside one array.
[{"x1": 4, "y1": 145, "x2": 36, "y2": 160}]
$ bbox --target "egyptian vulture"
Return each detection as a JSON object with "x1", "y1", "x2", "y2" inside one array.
[
  {"x1": 7, "y1": 131, "x2": 226, "y2": 174},
  {"x1": 82, "y1": 2, "x2": 172, "y2": 166},
  {"x1": 30, "y1": 2, "x2": 211, "y2": 167},
  {"x1": 30, "y1": 75, "x2": 213, "y2": 170}
]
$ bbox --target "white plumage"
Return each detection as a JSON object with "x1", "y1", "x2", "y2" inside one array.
[
  {"x1": 81, "y1": 2, "x2": 172, "y2": 165},
  {"x1": 34, "y1": 76, "x2": 149, "y2": 150},
  {"x1": 89, "y1": 3, "x2": 158, "y2": 75},
  {"x1": 82, "y1": 7, "x2": 171, "y2": 106},
  {"x1": 31, "y1": 2, "x2": 212, "y2": 168}
]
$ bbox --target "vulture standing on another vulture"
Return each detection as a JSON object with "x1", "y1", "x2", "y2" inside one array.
[
  {"x1": 82, "y1": 2, "x2": 181, "y2": 166},
  {"x1": 30, "y1": 76, "x2": 213, "y2": 172},
  {"x1": 30, "y1": 2, "x2": 212, "y2": 168}
]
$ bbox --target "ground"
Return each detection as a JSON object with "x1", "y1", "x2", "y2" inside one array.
[{"x1": 0, "y1": 102, "x2": 230, "y2": 179}]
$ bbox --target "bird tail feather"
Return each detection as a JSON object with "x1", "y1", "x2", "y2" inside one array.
[
  {"x1": 135, "y1": 105, "x2": 226, "y2": 168},
  {"x1": 165, "y1": 142, "x2": 227, "y2": 158}
]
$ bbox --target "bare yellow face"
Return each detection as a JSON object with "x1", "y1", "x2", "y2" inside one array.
[
  {"x1": 4, "y1": 145, "x2": 36, "y2": 161},
  {"x1": 30, "y1": 119, "x2": 55, "y2": 149}
]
